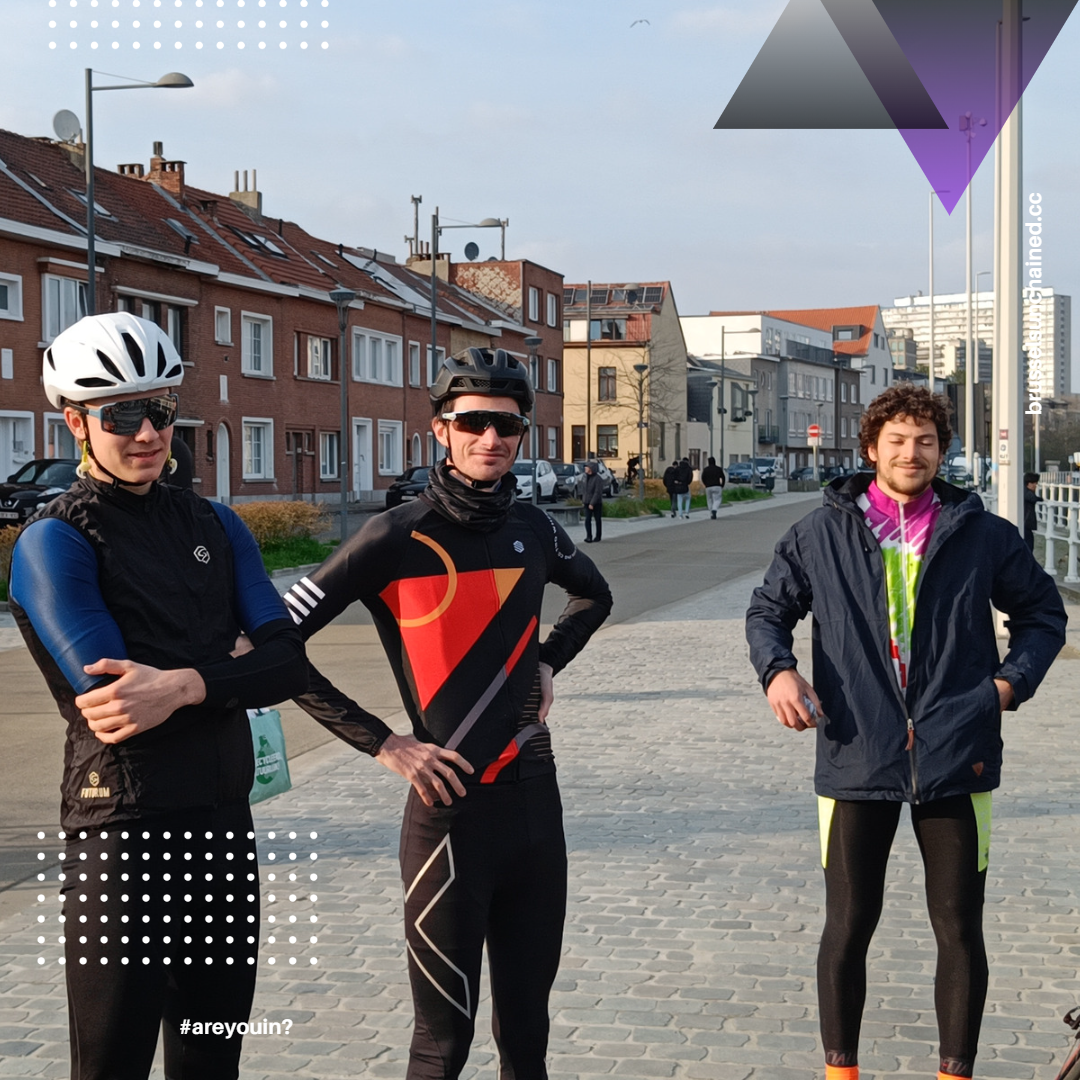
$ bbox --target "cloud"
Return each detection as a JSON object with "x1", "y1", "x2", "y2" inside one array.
[{"x1": 671, "y1": 4, "x2": 784, "y2": 37}]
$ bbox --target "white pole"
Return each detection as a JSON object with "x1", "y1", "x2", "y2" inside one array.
[
  {"x1": 966, "y1": 146, "x2": 975, "y2": 481},
  {"x1": 929, "y1": 191, "x2": 935, "y2": 381}
]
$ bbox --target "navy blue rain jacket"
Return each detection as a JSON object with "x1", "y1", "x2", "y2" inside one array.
[{"x1": 745, "y1": 475, "x2": 1067, "y2": 803}]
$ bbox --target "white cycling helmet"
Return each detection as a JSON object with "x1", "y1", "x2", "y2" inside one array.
[{"x1": 43, "y1": 312, "x2": 185, "y2": 408}]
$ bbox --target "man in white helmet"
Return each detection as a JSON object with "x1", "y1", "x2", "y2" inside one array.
[{"x1": 7, "y1": 313, "x2": 309, "y2": 1080}]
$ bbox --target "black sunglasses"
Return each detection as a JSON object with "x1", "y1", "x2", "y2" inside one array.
[
  {"x1": 440, "y1": 410, "x2": 530, "y2": 438},
  {"x1": 80, "y1": 394, "x2": 179, "y2": 435}
]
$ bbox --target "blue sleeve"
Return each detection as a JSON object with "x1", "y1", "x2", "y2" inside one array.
[
  {"x1": 9, "y1": 518, "x2": 128, "y2": 693},
  {"x1": 210, "y1": 502, "x2": 291, "y2": 633}
]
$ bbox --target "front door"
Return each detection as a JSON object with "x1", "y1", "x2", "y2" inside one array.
[
  {"x1": 216, "y1": 423, "x2": 231, "y2": 503},
  {"x1": 353, "y1": 419, "x2": 372, "y2": 500}
]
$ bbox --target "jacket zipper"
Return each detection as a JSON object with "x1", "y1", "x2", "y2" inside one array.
[{"x1": 898, "y1": 501, "x2": 919, "y2": 801}]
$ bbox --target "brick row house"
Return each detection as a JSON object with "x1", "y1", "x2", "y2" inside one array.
[{"x1": 0, "y1": 128, "x2": 562, "y2": 501}]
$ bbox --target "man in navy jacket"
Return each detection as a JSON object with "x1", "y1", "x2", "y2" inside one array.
[{"x1": 746, "y1": 384, "x2": 1065, "y2": 1080}]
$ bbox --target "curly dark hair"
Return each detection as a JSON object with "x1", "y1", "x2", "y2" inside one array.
[{"x1": 859, "y1": 383, "x2": 952, "y2": 462}]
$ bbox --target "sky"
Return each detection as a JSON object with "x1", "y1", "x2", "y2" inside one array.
[{"x1": 1, "y1": 0, "x2": 1078, "y2": 379}]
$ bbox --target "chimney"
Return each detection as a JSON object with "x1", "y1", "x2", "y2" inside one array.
[
  {"x1": 229, "y1": 167, "x2": 263, "y2": 218},
  {"x1": 143, "y1": 141, "x2": 185, "y2": 198}
]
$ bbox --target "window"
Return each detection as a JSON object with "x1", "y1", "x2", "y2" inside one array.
[
  {"x1": 590, "y1": 318, "x2": 625, "y2": 341},
  {"x1": 427, "y1": 345, "x2": 446, "y2": 386},
  {"x1": 598, "y1": 367, "x2": 617, "y2": 401},
  {"x1": 0, "y1": 273, "x2": 23, "y2": 321},
  {"x1": 409, "y1": 342, "x2": 421, "y2": 387},
  {"x1": 43, "y1": 275, "x2": 87, "y2": 341},
  {"x1": 841, "y1": 383, "x2": 847, "y2": 403},
  {"x1": 597, "y1": 425, "x2": 618, "y2": 458},
  {"x1": 308, "y1": 336, "x2": 331, "y2": 380},
  {"x1": 116, "y1": 295, "x2": 137, "y2": 314},
  {"x1": 352, "y1": 331, "x2": 401, "y2": 385},
  {"x1": 378, "y1": 420, "x2": 403, "y2": 475},
  {"x1": 241, "y1": 313, "x2": 273, "y2": 375},
  {"x1": 166, "y1": 305, "x2": 184, "y2": 358},
  {"x1": 427, "y1": 431, "x2": 441, "y2": 466},
  {"x1": 530, "y1": 354, "x2": 539, "y2": 390},
  {"x1": 547, "y1": 427, "x2": 558, "y2": 460},
  {"x1": 242, "y1": 419, "x2": 274, "y2": 479},
  {"x1": 841, "y1": 417, "x2": 848, "y2": 438},
  {"x1": 320, "y1": 431, "x2": 340, "y2": 480},
  {"x1": 411, "y1": 432, "x2": 422, "y2": 468},
  {"x1": 851, "y1": 383, "x2": 858, "y2": 404},
  {"x1": 546, "y1": 293, "x2": 558, "y2": 328},
  {"x1": 547, "y1": 358, "x2": 558, "y2": 393},
  {"x1": 528, "y1": 287, "x2": 540, "y2": 322},
  {"x1": 214, "y1": 307, "x2": 232, "y2": 344},
  {"x1": 140, "y1": 300, "x2": 160, "y2": 324},
  {"x1": 45, "y1": 414, "x2": 76, "y2": 457}
]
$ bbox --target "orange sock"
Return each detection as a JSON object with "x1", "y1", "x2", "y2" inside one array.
[
  {"x1": 938, "y1": 1074, "x2": 969, "y2": 1080},
  {"x1": 825, "y1": 1067, "x2": 858, "y2": 1080}
]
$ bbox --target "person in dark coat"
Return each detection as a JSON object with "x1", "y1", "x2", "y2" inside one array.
[
  {"x1": 582, "y1": 461, "x2": 604, "y2": 543},
  {"x1": 745, "y1": 384, "x2": 1066, "y2": 1080},
  {"x1": 662, "y1": 460, "x2": 678, "y2": 518},
  {"x1": 1023, "y1": 471, "x2": 1042, "y2": 551},
  {"x1": 701, "y1": 456, "x2": 725, "y2": 519},
  {"x1": 673, "y1": 457, "x2": 692, "y2": 518}
]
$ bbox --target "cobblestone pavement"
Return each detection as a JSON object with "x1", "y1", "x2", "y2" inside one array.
[{"x1": 1, "y1": 573, "x2": 1079, "y2": 1079}]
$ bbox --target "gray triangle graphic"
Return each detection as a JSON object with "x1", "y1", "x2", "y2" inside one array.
[{"x1": 715, "y1": 0, "x2": 894, "y2": 129}]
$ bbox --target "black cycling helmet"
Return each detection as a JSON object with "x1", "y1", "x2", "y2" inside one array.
[{"x1": 430, "y1": 347, "x2": 535, "y2": 412}]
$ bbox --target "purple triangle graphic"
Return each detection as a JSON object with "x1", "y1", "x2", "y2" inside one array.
[{"x1": 872, "y1": 0, "x2": 1078, "y2": 214}]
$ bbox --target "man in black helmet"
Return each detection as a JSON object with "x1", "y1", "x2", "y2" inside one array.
[{"x1": 287, "y1": 347, "x2": 613, "y2": 1080}]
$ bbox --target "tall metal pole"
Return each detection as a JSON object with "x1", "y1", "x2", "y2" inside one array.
[
  {"x1": 430, "y1": 209, "x2": 439, "y2": 393},
  {"x1": 330, "y1": 289, "x2": 356, "y2": 544},
  {"x1": 634, "y1": 363, "x2": 648, "y2": 500},
  {"x1": 928, "y1": 190, "x2": 934, "y2": 381},
  {"x1": 719, "y1": 325, "x2": 726, "y2": 467},
  {"x1": 585, "y1": 280, "x2": 592, "y2": 460},
  {"x1": 966, "y1": 139, "x2": 975, "y2": 480},
  {"x1": 84, "y1": 68, "x2": 96, "y2": 315},
  {"x1": 997, "y1": 0, "x2": 1024, "y2": 530}
]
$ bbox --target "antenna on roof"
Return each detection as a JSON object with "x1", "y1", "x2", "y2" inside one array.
[{"x1": 53, "y1": 110, "x2": 81, "y2": 144}]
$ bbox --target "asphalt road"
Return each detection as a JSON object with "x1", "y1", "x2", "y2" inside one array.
[{"x1": 0, "y1": 495, "x2": 817, "y2": 919}]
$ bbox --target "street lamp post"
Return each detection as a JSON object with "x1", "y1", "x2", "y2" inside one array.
[
  {"x1": 525, "y1": 336, "x2": 543, "y2": 505},
  {"x1": 960, "y1": 109, "x2": 987, "y2": 479},
  {"x1": 815, "y1": 401, "x2": 825, "y2": 481},
  {"x1": 748, "y1": 387, "x2": 760, "y2": 485},
  {"x1": 633, "y1": 363, "x2": 648, "y2": 500},
  {"x1": 330, "y1": 288, "x2": 356, "y2": 544},
  {"x1": 83, "y1": 69, "x2": 194, "y2": 314},
  {"x1": 429, "y1": 211, "x2": 506, "y2": 383}
]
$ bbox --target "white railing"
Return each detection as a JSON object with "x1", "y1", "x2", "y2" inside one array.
[{"x1": 1037, "y1": 477, "x2": 1080, "y2": 583}]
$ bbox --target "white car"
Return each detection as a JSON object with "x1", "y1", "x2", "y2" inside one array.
[{"x1": 511, "y1": 459, "x2": 558, "y2": 502}]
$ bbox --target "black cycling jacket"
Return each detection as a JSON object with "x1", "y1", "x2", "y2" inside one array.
[
  {"x1": 9, "y1": 477, "x2": 307, "y2": 830},
  {"x1": 288, "y1": 462, "x2": 612, "y2": 782}
]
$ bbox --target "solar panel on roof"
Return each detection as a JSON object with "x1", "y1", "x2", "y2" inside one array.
[
  {"x1": 590, "y1": 289, "x2": 608, "y2": 305},
  {"x1": 643, "y1": 286, "x2": 663, "y2": 304}
]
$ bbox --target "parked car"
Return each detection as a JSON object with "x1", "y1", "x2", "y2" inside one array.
[
  {"x1": 821, "y1": 465, "x2": 855, "y2": 483},
  {"x1": 726, "y1": 461, "x2": 754, "y2": 484},
  {"x1": 574, "y1": 459, "x2": 617, "y2": 497},
  {"x1": 0, "y1": 458, "x2": 79, "y2": 524},
  {"x1": 551, "y1": 461, "x2": 584, "y2": 501},
  {"x1": 512, "y1": 459, "x2": 558, "y2": 502},
  {"x1": 789, "y1": 466, "x2": 817, "y2": 481},
  {"x1": 384, "y1": 465, "x2": 431, "y2": 509},
  {"x1": 753, "y1": 457, "x2": 780, "y2": 479}
]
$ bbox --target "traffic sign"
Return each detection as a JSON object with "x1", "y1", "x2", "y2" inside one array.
[{"x1": 808, "y1": 424, "x2": 821, "y2": 438}]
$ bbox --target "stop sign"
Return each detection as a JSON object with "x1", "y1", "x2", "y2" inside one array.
[{"x1": 808, "y1": 424, "x2": 821, "y2": 438}]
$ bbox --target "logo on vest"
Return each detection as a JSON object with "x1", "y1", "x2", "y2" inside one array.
[
  {"x1": 513, "y1": 540, "x2": 524, "y2": 553},
  {"x1": 81, "y1": 770, "x2": 111, "y2": 799},
  {"x1": 194, "y1": 546, "x2": 211, "y2": 564}
]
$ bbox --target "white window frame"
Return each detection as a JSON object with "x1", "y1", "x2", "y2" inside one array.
[
  {"x1": 547, "y1": 427, "x2": 557, "y2": 460},
  {"x1": 42, "y1": 274, "x2": 87, "y2": 342},
  {"x1": 528, "y1": 286, "x2": 540, "y2": 322},
  {"x1": 546, "y1": 292, "x2": 557, "y2": 328},
  {"x1": 44, "y1": 412, "x2": 77, "y2": 458},
  {"x1": 352, "y1": 329, "x2": 403, "y2": 386},
  {"x1": 241, "y1": 312, "x2": 273, "y2": 376},
  {"x1": 167, "y1": 305, "x2": 184, "y2": 359},
  {"x1": 214, "y1": 306, "x2": 232, "y2": 345},
  {"x1": 427, "y1": 345, "x2": 446, "y2": 386},
  {"x1": 411, "y1": 432, "x2": 422, "y2": 468},
  {"x1": 0, "y1": 273, "x2": 24, "y2": 321},
  {"x1": 242, "y1": 417, "x2": 275, "y2": 480},
  {"x1": 546, "y1": 357, "x2": 558, "y2": 393},
  {"x1": 307, "y1": 335, "x2": 332, "y2": 381},
  {"x1": 409, "y1": 341, "x2": 421, "y2": 387},
  {"x1": 320, "y1": 430, "x2": 340, "y2": 480},
  {"x1": 377, "y1": 420, "x2": 403, "y2": 476}
]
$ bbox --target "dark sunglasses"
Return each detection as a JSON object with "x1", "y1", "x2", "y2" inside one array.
[
  {"x1": 440, "y1": 410, "x2": 530, "y2": 438},
  {"x1": 80, "y1": 394, "x2": 179, "y2": 435}
]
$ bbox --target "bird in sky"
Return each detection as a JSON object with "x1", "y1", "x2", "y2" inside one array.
[{"x1": 630, "y1": 19, "x2": 650, "y2": 26}]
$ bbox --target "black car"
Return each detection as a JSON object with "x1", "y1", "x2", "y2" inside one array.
[
  {"x1": 385, "y1": 466, "x2": 431, "y2": 509},
  {"x1": 0, "y1": 459, "x2": 80, "y2": 524},
  {"x1": 551, "y1": 462, "x2": 583, "y2": 500}
]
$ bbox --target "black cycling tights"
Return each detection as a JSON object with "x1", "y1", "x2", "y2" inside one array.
[
  {"x1": 400, "y1": 774, "x2": 567, "y2": 1080},
  {"x1": 817, "y1": 795, "x2": 988, "y2": 1078},
  {"x1": 60, "y1": 804, "x2": 258, "y2": 1080}
]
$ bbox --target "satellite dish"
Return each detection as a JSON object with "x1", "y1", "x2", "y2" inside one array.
[
  {"x1": 464, "y1": 241, "x2": 480, "y2": 262},
  {"x1": 53, "y1": 109, "x2": 82, "y2": 143},
  {"x1": 486, "y1": 256, "x2": 498, "y2": 262}
]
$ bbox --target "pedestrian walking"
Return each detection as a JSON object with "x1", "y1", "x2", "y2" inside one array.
[
  {"x1": 582, "y1": 460, "x2": 604, "y2": 543},
  {"x1": 286, "y1": 347, "x2": 612, "y2": 1080},
  {"x1": 1024, "y1": 471, "x2": 1042, "y2": 552},
  {"x1": 745, "y1": 384, "x2": 1066, "y2": 1080},
  {"x1": 674, "y1": 457, "x2": 692, "y2": 518},
  {"x1": 7, "y1": 313, "x2": 308, "y2": 1080},
  {"x1": 662, "y1": 460, "x2": 678, "y2": 517},
  {"x1": 701, "y1": 456, "x2": 725, "y2": 519}
]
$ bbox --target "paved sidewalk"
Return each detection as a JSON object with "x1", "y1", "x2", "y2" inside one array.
[{"x1": 1, "y1": 573, "x2": 1079, "y2": 1079}]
